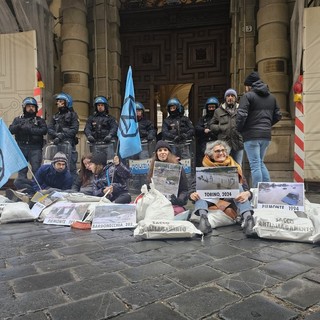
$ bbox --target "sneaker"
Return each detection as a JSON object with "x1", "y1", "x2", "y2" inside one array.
[
  {"x1": 5, "y1": 189, "x2": 30, "y2": 203},
  {"x1": 242, "y1": 215, "x2": 256, "y2": 237},
  {"x1": 198, "y1": 214, "x2": 212, "y2": 235}
]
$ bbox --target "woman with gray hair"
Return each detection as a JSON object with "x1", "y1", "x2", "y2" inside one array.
[{"x1": 189, "y1": 140, "x2": 255, "y2": 236}]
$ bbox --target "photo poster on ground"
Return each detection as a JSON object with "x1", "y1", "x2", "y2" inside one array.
[
  {"x1": 196, "y1": 166, "x2": 239, "y2": 199},
  {"x1": 30, "y1": 191, "x2": 60, "y2": 218},
  {"x1": 43, "y1": 202, "x2": 90, "y2": 226},
  {"x1": 91, "y1": 204, "x2": 137, "y2": 230},
  {"x1": 128, "y1": 158, "x2": 152, "y2": 175},
  {"x1": 152, "y1": 161, "x2": 182, "y2": 198},
  {"x1": 257, "y1": 182, "x2": 305, "y2": 211}
]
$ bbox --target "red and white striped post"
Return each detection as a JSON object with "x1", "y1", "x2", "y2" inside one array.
[
  {"x1": 293, "y1": 75, "x2": 304, "y2": 183},
  {"x1": 33, "y1": 87, "x2": 43, "y2": 118}
]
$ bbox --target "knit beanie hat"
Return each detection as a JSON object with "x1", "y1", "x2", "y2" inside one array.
[
  {"x1": 91, "y1": 152, "x2": 107, "y2": 166},
  {"x1": 155, "y1": 140, "x2": 172, "y2": 152},
  {"x1": 244, "y1": 71, "x2": 260, "y2": 86},
  {"x1": 52, "y1": 152, "x2": 68, "y2": 164},
  {"x1": 224, "y1": 88, "x2": 237, "y2": 99}
]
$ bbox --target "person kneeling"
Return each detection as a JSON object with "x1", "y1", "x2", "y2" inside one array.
[{"x1": 189, "y1": 140, "x2": 255, "y2": 236}]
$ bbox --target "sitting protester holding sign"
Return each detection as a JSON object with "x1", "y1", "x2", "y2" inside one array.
[
  {"x1": 90, "y1": 152, "x2": 132, "y2": 203},
  {"x1": 147, "y1": 140, "x2": 189, "y2": 215},
  {"x1": 189, "y1": 140, "x2": 254, "y2": 236}
]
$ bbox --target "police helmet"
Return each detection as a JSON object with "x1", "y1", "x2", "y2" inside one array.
[
  {"x1": 205, "y1": 97, "x2": 219, "y2": 110},
  {"x1": 56, "y1": 92, "x2": 73, "y2": 109},
  {"x1": 135, "y1": 102, "x2": 145, "y2": 112},
  {"x1": 167, "y1": 98, "x2": 183, "y2": 114},
  {"x1": 22, "y1": 97, "x2": 38, "y2": 112}
]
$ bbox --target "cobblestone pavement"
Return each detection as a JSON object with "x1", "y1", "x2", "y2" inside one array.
[{"x1": 0, "y1": 193, "x2": 320, "y2": 320}]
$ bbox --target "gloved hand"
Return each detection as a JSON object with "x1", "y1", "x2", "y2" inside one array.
[
  {"x1": 180, "y1": 133, "x2": 188, "y2": 141},
  {"x1": 57, "y1": 133, "x2": 64, "y2": 140},
  {"x1": 173, "y1": 136, "x2": 181, "y2": 143},
  {"x1": 21, "y1": 122, "x2": 32, "y2": 133},
  {"x1": 147, "y1": 133, "x2": 155, "y2": 141},
  {"x1": 170, "y1": 194, "x2": 184, "y2": 206},
  {"x1": 103, "y1": 134, "x2": 112, "y2": 143},
  {"x1": 53, "y1": 137, "x2": 60, "y2": 145},
  {"x1": 87, "y1": 135, "x2": 95, "y2": 143}
]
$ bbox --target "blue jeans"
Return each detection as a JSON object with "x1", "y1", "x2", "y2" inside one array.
[
  {"x1": 193, "y1": 185, "x2": 252, "y2": 216},
  {"x1": 230, "y1": 149, "x2": 244, "y2": 166},
  {"x1": 244, "y1": 140, "x2": 271, "y2": 188}
]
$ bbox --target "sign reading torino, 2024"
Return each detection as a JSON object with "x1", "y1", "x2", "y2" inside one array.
[{"x1": 196, "y1": 166, "x2": 239, "y2": 199}]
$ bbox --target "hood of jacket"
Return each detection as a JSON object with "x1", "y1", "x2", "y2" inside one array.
[{"x1": 251, "y1": 80, "x2": 270, "y2": 97}]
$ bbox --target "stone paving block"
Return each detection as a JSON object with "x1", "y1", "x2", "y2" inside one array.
[
  {"x1": 0, "y1": 264, "x2": 37, "y2": 282},
  {"x1": 10, "y1": 229, "x2": 51, "y2": 240},
  {"x1": 62, "y1": 272, "x2": 127, "y2": 300},
  {"x1": 220, "y1": 230, "x2": 247, "y2": 241},
  {"x1": 0, "y1": 281, "x2": 15, "y2": 300},
  {"x1": 271, "y1": 278, "x2": 320, "y2": 309},
  {"x1": 303, "y1": 268, "x2": 320, "y2": 284},
  {"x1": 0, "y1": 246, "x2": 21, "y2": 259},
  {"x1": 120, "y1": 261, "x2": 176, "y2": 282},
  {"x1": 34, "y1": 254, "x2": 91, "y2": 272},
  {"x1": 0, "y1": 287, "x2": 67, "y2": 318},
  {"x1": 259, "y1": 259, "x2": 311, "y2": 281},
  {"x1": 13, "y1": 270, "x2": 75, "y2": 293},
  {"x1": 128, "y1": 240, "x2": 169, "y2": 253},
  {"x1": 0, "y1": 258, "x2": 5, "y2": 268},
  {"x1": 305, "y1": 311, "x2": 320, "y2": 320},
  {"x1": 168, "y1": 265, "x2": 223, "y2": 288},
  {"x1": 158, "y1": 241, "x2": 202, "y2": 256},
  {"x1": 207, "y1": 255, "x2": 260, "y2": 273},
  {"x1": 167, "y1": 286, "x2": 238, "y2": 319},
  {"x1": 287, "y1": 251, "x2": 320, "y2": 267},
  {"x1": 228, "y1": 238, "x2": 271, "y2": 251},
  {"x1": 12, "y1": 310, "x2": 48, "y2": 320},
  {"x1": 219, "y1": 294, "x2": 298, "y2": 320},
  {"x1": 217, "y1": 269, "x2": 280, "y2": 297},
  {"x1": 48, "y1": 292, "x2": 127, "y2": 320},
  {"x1": 243, "y1": 246, "x2": 291, "y2": 263},
  {"x1": 276, "y1": 242, "x2": 315, "y2": 254},
  {"x1": 164, "y1": 252, "x2": 214, "y2": 269},
  {"x1": 116, "y1": 250, "x2": 168, "y2": 267},
  {"x1": 200, "y1": 244, "x2": 245, "y2": 259},
  {"x1": 6, "y1": 251, "x2": 57, "y2": 267},
  {"x1": 115, "y1": 278, "x2": 185, "y2": 309},
  {"x1": 86, "y1": 247, "x2": 134, "y2": 262},
  {"x1": 56, "y1": 242, "x2": 104, "y2": 256},
  {"x1": 21, "y1": 239, "x2": 65, "y2": 254},
  {"x1": 111, "y1": 302, "x2": 187, "y2": 320}
]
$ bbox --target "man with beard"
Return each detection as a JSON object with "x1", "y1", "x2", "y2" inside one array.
[
  {"x1": 195, "y1": 97, "x2": 219, "y2": 166},
  {"x1": 47, "y1": 92, "x2": 79, "y2": 181},
  {"x1": 9, "y1": 97, "x2": 47, "y2": 188},
  {"x1": 209, "y1": 89, "x2": 244, "y2": 165}
]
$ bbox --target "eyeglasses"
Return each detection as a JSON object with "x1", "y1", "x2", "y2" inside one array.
[{"x1": 213, "y1": 149, "x2": 226, "y2": 154}]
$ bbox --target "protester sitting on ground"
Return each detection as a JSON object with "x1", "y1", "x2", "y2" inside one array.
[
  {"x1": 90, "y1": 152, "x2": 132, "y2": 203},
  {"x1": 189, "y1": 140, "x2": 255, "y2": 236},
  {"x1": 147, "y1": 140, "x2": 189, "y2": 215},
  {"x1": 71, "y1": 153, "x2": 94, "y2": 195}
]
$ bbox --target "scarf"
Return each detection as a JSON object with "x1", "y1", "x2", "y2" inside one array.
[{"x1": 202, "y1": 155, "x2": 243, "y2": 184}]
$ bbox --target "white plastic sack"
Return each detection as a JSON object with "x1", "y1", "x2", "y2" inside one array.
[
  {"x1": 304, "y1": 200, "x2": 320, "y2": 243},
  {"x1": 135, "y1": 182, "x2": 174, "y2": 222},
  {"x1": 207, "y1": 209, "x2": 236, "y2": 228},
  {"x1": 134, "y1": 219, "x2": 202, "y2": 240},
  {"x1": 253, "y1": 208, "x2": 315, "y2": 243},
  {"x1": 0, "y1": 202, "x2": 36, "y2": 224}
]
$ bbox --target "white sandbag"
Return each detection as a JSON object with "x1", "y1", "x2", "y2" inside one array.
[
  {"x1": 207, "y1": 209, "x2": 236, "y2": 228},
  {"x1": 0, "y1": 202, "x2": 36, "y2": 224},
  {"x1": 304, "y1": 200, "x2": 320, "y2": 243},
  {"x1": 134, "y1": 219, "x2": 202, "y2": 240},
  {"x1": 253, "y1": 208, "x2": 315, "y2": 243},
  {"x1": 135, "y1": 182, "x2": 174, "y2": 222}
]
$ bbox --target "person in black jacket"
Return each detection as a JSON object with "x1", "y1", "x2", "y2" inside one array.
[
  {"x1": 195, "y1": 96, "x2": 219, "y2": 166},
  {"x1": 236, "y1": 72, "x2": 282, "y2": 188},
  {"x1": 47, "y1": 93, "x2": 79, "y2": 181},
  {"x1": 9, "y1": 97, "x2": 47, "y2": 189},
  {"x1": 209, "y1": 89, "x2": 244, "y2": 165}
]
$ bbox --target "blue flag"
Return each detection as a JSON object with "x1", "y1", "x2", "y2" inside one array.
[
  {"x1": 0, "y1": 118, "x2": 28, "y2": 188},
  {"x1": 117, "y1": 66, "x2": 142, "y2": 158}
]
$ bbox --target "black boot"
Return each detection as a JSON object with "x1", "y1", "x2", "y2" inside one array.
[
  {"x1": 198, "y1": 214, "x2": 212, "y2": 235},
  {"x1": 242, "y1": 215, "x2": 256, "y2": 237}
]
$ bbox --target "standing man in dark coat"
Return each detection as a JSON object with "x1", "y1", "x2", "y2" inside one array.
[
  {"x1": 236, "y1": 72, "x2": 282, "y2": 187},
  {"x1": 209, "y1": 89, "x2": 244, "y2": 165}
]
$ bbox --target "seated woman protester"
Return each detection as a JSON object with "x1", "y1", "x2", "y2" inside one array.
[
  {"x1": 189, "y1": 140, "x2": 255, "y2": 236},
  {"x1": 71, "y1": 153, "x2": 94, "y2": 195},
  {"x1": 90, "y1": 152, "x2": 132, "y2": 203},
  {"x1": 147, "y1": 140, "x2": 189, "y2": 215}
]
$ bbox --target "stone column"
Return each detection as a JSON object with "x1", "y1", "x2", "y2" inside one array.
[
  {"x1": 256, "y1": 0, "x2": 290, "y2": 117},
  {"x1": 60, "y1": 0, "x2": 89, "y2": 126}
]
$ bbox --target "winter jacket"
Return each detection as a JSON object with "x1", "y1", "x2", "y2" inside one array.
[
  {"x1": 84, "y1": 112, "x2": 118, "y2": 141},
  {"x1": 138, "y1": 117, "x2": 156, "y2": 141},
  {"x1": 9, "y1": 115, "x2": 47, "y2": 148},
  {"x1": 32, "y1": 163, "x2": 73, "y2": 191},
  {"x1": 195, "y1": 114, "x2": 217, "y2": 145},
  {"x1": 47, "y1": 109, "x2": 79, "y2": 146},
  {"x1": 162, "y1": 115, "x2": 194, "y2": 141},
  {"x1": 209, "y1": 103, "x2": 243, "y2": 151},
  {"x1": 92, "y1": 162, "x2": 131, "y2": 198},
  {"x1": 236, "y1": 80, "x2": 282, "y2": 142}
]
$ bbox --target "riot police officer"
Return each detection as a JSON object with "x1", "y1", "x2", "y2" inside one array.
[
  {"x1": 47, "y1": 92, "x2": 79, "y2": 181},
  {"x1": 9, "y1": 97, "x2": 47, "y2": 183},
  {"x1": 84, "y1": 96, "x2": 118, "y2": 144},
  {"x1": 195, "y1": 96, "x2": 219, "y2": 165}
]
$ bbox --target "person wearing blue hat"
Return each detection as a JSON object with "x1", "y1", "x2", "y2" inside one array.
[{"x1": 209, "y1": 88, "x2": 244, "y2": 165}]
